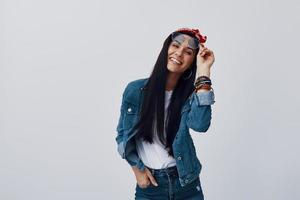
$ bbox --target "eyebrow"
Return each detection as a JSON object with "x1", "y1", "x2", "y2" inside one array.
[{"x1": 186, "y1": 47, "x2": 194, "y2": 51}]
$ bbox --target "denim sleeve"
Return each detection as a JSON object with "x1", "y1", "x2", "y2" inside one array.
[
  {"x1": 186, "y1": 90, "x2": 215, "y2": 132},
  {"x1": 115, "y1": 87, "x2": 127, "y2": 158},
  {"x1": 115, "y1": 85, "x2": 146, "y2": 171},
  {"x1": 125, "y1": 145, "x2": 146, "y2": 171}
]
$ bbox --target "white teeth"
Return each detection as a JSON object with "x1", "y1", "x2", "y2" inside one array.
[{"x1": 170, "y1": 58, "x2": 182, "y2": 64}]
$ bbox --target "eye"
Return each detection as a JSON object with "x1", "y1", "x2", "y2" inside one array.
[
  {"x1": 185, "y1": 51, "x2": 193, "y2": 55},
  {"x1": 172, "y1": 43, "x2": 179, "y2": 48}
]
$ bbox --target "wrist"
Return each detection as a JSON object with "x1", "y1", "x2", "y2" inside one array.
[
  {"x1": 196, "y1": 88, "x2": 211, "y2": 93},
  {"x1": 132, "y1": 166, "x2": 144, "y2": 174},
  {"x1": 196, "y1": 69, "x2": 210, "y2": 78},
  {"x1": 196, "y1": 66, "x2": 211, "y2": 77},
  {"x1": 194, "y1": 74, "x2": 212, "y2": 93}
]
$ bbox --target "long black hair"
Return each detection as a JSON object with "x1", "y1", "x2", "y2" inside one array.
[{"x1": 134, "y1": 31, "x2": 200, "y2": 157}]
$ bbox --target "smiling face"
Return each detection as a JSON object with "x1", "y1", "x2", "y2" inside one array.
[{"x1": 167, "y1": 34, "x2": 197, "y2": 74}]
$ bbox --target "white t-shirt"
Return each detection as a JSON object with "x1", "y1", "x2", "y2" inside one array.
[{"x1": 135, "y1": 90, "x2": 176, "y2": 169}]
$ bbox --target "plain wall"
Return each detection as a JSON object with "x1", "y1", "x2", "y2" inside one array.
[{"x1": 1, "y1": 0, "x2": 299, "y2": 199}]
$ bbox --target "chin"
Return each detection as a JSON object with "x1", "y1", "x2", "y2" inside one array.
[{"x1": 167, "y1": 63, "x2": 185, "y2": 73}]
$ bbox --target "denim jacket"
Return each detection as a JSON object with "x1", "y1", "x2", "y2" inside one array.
[{"x1": 115, "y1": 78, "x2": 215, "y2": 187}]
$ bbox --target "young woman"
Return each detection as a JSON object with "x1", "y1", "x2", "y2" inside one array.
[{"x1": 116, "y1": 28, "x2": 215, "y2": 200}]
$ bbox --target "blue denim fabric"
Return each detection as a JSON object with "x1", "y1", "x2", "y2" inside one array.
[
  {"x1": 116, "y1": 78, "x2": 215, "y2": 187},
  {"x1": 135, "y1": 166, "x2": 204, "y2": 200}
]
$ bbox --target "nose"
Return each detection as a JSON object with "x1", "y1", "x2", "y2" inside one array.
[{"x1": 175, "y1": 47, "x2": 184, "y2": 57}]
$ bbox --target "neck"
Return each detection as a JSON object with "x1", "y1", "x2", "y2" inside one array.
[{"x1": 166, "y1": 72, "x2": 181, "y2": 91}]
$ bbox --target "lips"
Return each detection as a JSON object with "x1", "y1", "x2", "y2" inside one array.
[{"x1": 169, "y1": 57, "x2": 182, "y2": 65}]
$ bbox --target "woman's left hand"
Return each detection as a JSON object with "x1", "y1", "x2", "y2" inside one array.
[{"x1": 196, "y1": 44, "x2": 215, "y2": 69}]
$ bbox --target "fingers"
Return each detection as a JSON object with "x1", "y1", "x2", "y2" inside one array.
[
  {"x1": 199, "y1": 46, "x2": 213, "y2": 57},
  {"x1": 145, "y1": 168, "x2": 158, "y2": 186},
  {"x1": 199, "y1": 43, "x2": 207, "y2": 55},
  {"x1": 138, "y1": 180, "x2": 151, "y2": 188},
  {"x1": 199, "y1": 48, "x2": 209, "y2": 57}
]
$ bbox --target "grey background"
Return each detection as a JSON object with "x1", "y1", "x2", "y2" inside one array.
[{"x1": 1, "y1": 0, "x2": 299, "y2": 199}]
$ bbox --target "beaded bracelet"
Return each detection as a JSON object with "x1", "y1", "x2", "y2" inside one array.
[
  {"x1": 195, "y1": 80, "x2": 212, "y2": 87},
  {"x1": 195, "y1": 76, "x2": 211, "y2": 86},
  {"x1": 194, "y1": 84, "x2": 212, "y2": 92},
  {"x1": 195, "y1": 75, "x2": 211, "y2": 82}
]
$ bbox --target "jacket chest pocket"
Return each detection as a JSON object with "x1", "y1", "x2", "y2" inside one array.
[{"x1": 123, "y1": 102, "x2": 139, "y2": 130}]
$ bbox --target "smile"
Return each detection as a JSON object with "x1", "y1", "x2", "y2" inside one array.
[{"x1": 170, "y1": 57, "x2": 182, "y2": 65}]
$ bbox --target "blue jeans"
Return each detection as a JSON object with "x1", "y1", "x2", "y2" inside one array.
[{"x1": 135, "y1": 166, "x2": 204, "y2": 200}]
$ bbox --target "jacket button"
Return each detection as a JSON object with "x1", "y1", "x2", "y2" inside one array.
[
  {"x1": 127, "y1": 108, "x2": 132, "y2": 112},
  {"x1": 177, "y1": 156, "x2": 182, "y2": 160}
]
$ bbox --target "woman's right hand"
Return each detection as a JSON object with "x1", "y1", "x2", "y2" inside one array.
[{"x1": 132, "y1": 166, "x2": 158, "y2": 188}]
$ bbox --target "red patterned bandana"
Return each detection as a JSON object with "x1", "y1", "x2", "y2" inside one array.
[{"x1": 175, "y1": 28, "x2": 207, "y2": 44}]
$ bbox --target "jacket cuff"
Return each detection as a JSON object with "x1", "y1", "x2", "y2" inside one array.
[
  {"x1": 135, "y1": 160, "x2": 146, "y2": 171},
  {"x1": 126, "y1": 157, "x2": 145, "y2": 171},
  {"x1": 193, "y1": 90, "x2": 215, "y2": 106}
]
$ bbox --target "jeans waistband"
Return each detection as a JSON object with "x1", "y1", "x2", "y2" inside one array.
[{"x1": 147, "y1": 165, "x2": 178, "y2": 177}]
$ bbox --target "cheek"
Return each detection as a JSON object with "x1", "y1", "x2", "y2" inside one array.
[
  {"x1": 184, "y1": 55, "x2": 195, "y2": 65},
  {"x1": 168, "y1": 46, "x2": 174, "y2": 53}
]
